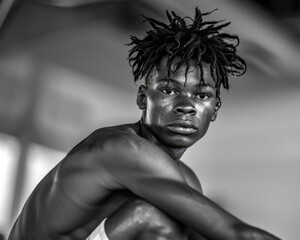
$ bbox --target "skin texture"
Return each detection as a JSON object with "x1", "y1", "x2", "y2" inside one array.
[
  {"x1": 137, "y1": 58, "x2": 218, "y2": 160},
  {"x1": 8, "y1": 58, "x2": 281, "y2": 240}
]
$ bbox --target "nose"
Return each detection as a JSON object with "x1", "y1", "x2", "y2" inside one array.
[{"x1": 174, "y1": 103, "x2": 196, "y2": 116}]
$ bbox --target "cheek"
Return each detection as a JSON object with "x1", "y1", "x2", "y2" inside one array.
[
  {"x1": 194, "y1": 104, "x2": 216, "y2": 130},
  {"x1": 145, "y1": 96, "x2": 173, "y2": 124},
  {"x1": 147, "y1": 104, "x2": 171, "y2": 121},
  {"x1": 196, "y1": 103, "x2": 215, "y2": 117},
  {"x1": 147, "y1": 93, "x2": 171, "y2": 111}
]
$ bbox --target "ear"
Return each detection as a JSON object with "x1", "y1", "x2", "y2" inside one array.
[
  {"x1": 136, "y1": 85, "x2": 147, "y2": 110},
  {"x1": 211, "y1": 97, "x2": 221, "y2": 122}
]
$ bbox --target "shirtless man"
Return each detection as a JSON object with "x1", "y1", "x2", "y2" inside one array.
[{"x1": 8, "y1": 8, "x2": 282, "y2": 240}]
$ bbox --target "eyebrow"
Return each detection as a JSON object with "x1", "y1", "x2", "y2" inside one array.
[
  {"x1": 157, "y1": 78, "x2": 215, "y2": 89},
  {"x1": 157, "y1": 78, "x2": 181, "y2": 87},
  {"x1": 200, "y1": 83, "x2": 215, "y2": 89}
]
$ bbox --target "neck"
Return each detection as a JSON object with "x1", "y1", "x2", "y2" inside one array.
[{"x1": 138, "y1": 118, "x2": 186, "y2": 162}]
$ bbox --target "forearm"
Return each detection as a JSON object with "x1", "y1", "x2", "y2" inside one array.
[
  {"x1": 188, "y1": 228, "x2": 207, "y2": 240},
  {"x1": 109, "y1": 138, "x2": 282, "y2": 240},
  {"x1": 129, "y1": 178, "x2": 242, "y2": 239},
  {"x1": 188, "y1": 220, "x2": 282, "y2": 240},
  {"x1": 233, "y1": 223, "x2": 282, "y2": 240},
  {"x1": 127, "y1": 178, "x2": 283, "y2": 240}
]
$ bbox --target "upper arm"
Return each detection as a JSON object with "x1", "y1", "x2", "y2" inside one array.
[
  {"x1": 178, "y1": 162, "x2": 208, "y2": 240},
  {"x1": 102, "y1": 135, "x2": 242, "y2": 239},
  {"x1": 178, "y1": 161, "x2": 203, "y2": 193},
  {"x1": 102, "y1": 133, "x2": 188, "y2": 192}
]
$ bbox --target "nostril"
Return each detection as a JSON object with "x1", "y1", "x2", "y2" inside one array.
[
  {"x1": 175, "y1": 106, "x2": 196, "y2": 115},
  {"x1": 187, "y1": 109, "x2": 196, "y2": 116},
  {"x1": 176, "y1": 108, "x2": 184, "y2": 114},
  {"x1": 188, "y1": 109, "x2": 196, "y2": 114}
]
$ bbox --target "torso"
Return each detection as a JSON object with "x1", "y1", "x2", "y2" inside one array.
[{"x1": 9, "y1": 122, "x2": 202, "y2": 240}]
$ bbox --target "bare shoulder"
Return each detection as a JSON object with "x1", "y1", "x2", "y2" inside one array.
[
  {"x1": 59, "y1": 122, "x2": 146, "y2": 178},
  {"x1": 60, "y1": 122, "x2": 172, "y2": 185},
  {"x1": 57, "y1": 121, "x2": 188, "y2": 203},
  {"x1": 67, "y1": 122, "x2": 141, "y2": 155},
  {"x1": 88, "y1": 122, "x2": 172, "y2": 161},
  {"x1": 178, "y1": 161, "x2": 203, "y2": 193},
  {"x1": 73, "y1": 122, "x2": 164, "y2": 161},
  {"x1": 9, "y1": 123, "x2": 148, "y2": 239}
]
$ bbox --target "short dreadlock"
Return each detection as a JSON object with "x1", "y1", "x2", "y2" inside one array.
[{"x1": 127, "y1": 7, "x2": 247, "y2": 98}]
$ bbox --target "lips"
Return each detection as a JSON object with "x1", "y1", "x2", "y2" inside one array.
[{"x1": 168, "y1": 120, "x2": 198, "y2": 135}]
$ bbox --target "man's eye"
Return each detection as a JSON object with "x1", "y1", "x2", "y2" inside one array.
[
  {"x1": 196, "y1": 93, "x2": 211, "y2": 100},
  {"x1": 161, "y1": 88, "x2": 177, "y2": 95}
]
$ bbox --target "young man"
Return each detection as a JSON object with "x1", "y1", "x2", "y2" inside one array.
[{"x1": 8, "y1": 8, "x2": 282, "y2": 240}]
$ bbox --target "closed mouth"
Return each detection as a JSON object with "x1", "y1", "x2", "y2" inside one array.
[
  {"x1": 167, "y1": 126, "x2": 197, "y2": 135},
  {"x1": 168, "y1": 120, "x2": 198, "y2": 135}
]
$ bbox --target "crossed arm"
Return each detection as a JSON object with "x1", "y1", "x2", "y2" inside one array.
[
  {"x1": 102, "y1": 134, "x2": 282, "y2": 240},
  {"x1": 9, "y1": 130, "x2": 282, "y2": 240}
]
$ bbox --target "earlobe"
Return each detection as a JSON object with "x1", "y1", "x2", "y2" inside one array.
[
  {"x1": 211, "y1": 110, "x2": 218, "y2": 122},
  {"x1": 211, "y1": 97, "x2": 221, "y2": 122},
  {"x1": 136, "y1": 85, "x2": 147, "y2": 110}
]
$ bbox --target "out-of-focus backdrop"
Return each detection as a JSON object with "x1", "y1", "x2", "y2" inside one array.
[{"x1": 0, "y1": 0, "x2": 299, "y2": 239}]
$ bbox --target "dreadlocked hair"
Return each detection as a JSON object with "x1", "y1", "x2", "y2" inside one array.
[{"x1": 127, "y1": 7, "x2": 247, "y2": 97}]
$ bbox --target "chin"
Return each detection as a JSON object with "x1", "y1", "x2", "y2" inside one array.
[{"x1": 163, "y1": 135, "x2": 200, "y2": 148}]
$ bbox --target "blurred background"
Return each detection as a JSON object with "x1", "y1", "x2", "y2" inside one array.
[{"x1": 0, "y1": 0, "x2": 299, "y2": 239}]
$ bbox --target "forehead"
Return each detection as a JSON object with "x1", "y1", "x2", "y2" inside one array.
[{"x1": 152, "y1": 57, "x2": 215, "y2": 87}]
